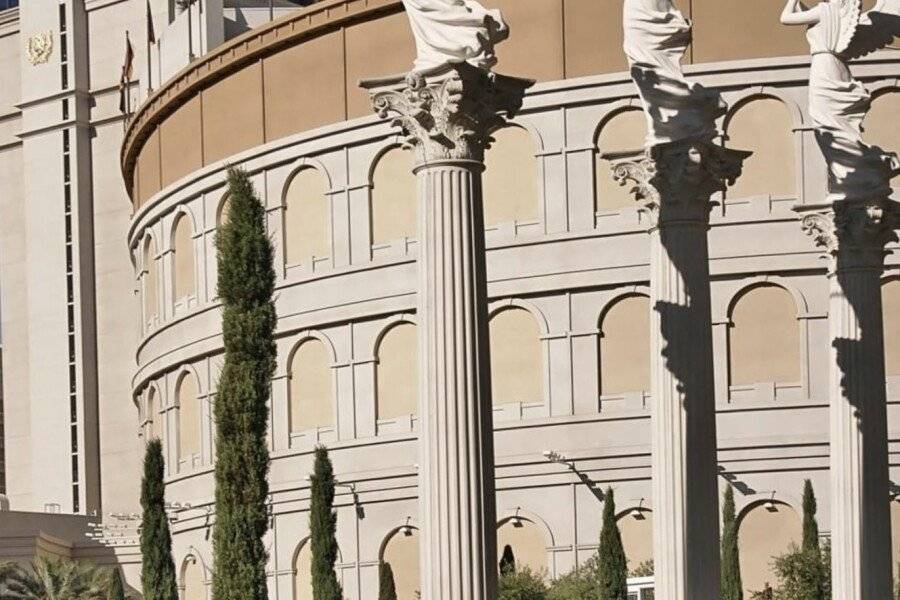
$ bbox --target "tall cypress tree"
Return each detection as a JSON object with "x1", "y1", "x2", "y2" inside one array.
[
  {"x1": 378, "y1": 561, "x2": 398, "y2": 600},
  {"x1": 801, "y1": 479, "x2": 819, "y2": 553},
  {"x1": 499, "y1": 544, "x2": 516, "y2": 576},
  {"x1": 801, "y1": 480, "x2": 825, "y2": 600},
  {"x1": 211, "y1": 168, "x2": 276, "y2": 600},
  {"x1": 140, "y1": 439, "x2": 178, "y2": 600},
  {"x1": 310, "y1": 446, "x2": 342, "y2": 600},
  {"x1": 107, "y1": 567, "x2": 126, "y2": 600},
  {"x1": 597, "y1": 488, "x2": 628, "y2": 600},
  {"x1": 721, "y1": 485, "x2": 743, "y2": 600}
]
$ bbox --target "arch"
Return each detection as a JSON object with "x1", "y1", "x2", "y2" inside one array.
[
  {"x1": 737, "y1": 500, "x2": 802, "y2": 595},
  {"x1": 595, "y1": 107, "x2": 647, "y2": 212},
  {"x1": 146, "y1": 384, "x2": 161, "y2": 441},
  {"x1": 489, "y1": 298, "x2": 550, "y2": 336},
  {"x1": 289, "y1": 337, "x2": 334, "y2": 432},
  {"x1": 483, "y1": 126, "x2": 540, "y2": 227},
  {"x1": 292, "y1": 539, "x2": 313, "y2": 600},
  {"x1": 142, "y1": 234, "x2": 159, "y2": 324},
  {"x1": 380, "y1": 526, "x2": 421, "y2": 600},
  {"x1": 376, "y1": 321, "x2": 418, "y2": 421},
  {"x1": 176, "y1": 370, "x2": 201, "y2": 465},
  {"x1": 599, "y1": 294, "x2": 650, "y2": 396},
  {"x1": 883, "y1": 277, "x2": 900, "y2": 377},
  {"x1": 497, "y1": 517, "x2": 548, "y2": 574},
  {"x1": 725, "y1": 96, "x2": 797, "y2": 199},
  {"x1": 864, "y1": 89, "x2": 900, "y2": 182},
  {"x1": 617, "y1": 507, "x2": 653, "y2": 574},
  {"x1": 180, "y1": 553, "x2": 207, "y2": 600},
  {"x1": 216, "y1": 192, "x2": 231, "y2": 228},
  {"x1": 283, "y1": 167, "x2": 330, "y2": 266},
  {"x1": 371, "y1": 145, "x2": 416, "y2": 245},
  {"x1": 728, "y1": 284, "x2": 801, "y2": 386},
  {"x1": 171, "y1": 211, "x2": 196, "y2": 303},
  {"x1": 489, "y1": 307, "x2": 544, "y2": 406}
]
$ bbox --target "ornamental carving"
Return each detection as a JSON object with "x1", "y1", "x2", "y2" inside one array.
[
  {"x1": 798, "y1": 199, "x2": 899, "y2": 271},
  {"x1": 369, "y1": 63, "x2": 533, "y2": 164},
  {"x1": 26, "y1": 31, "x2": 54, "y2": 66}
]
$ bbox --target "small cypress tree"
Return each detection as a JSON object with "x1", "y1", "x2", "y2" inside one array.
[
  {"x1": 140, "y1": 439, "x2": 178, "y2": 600},
  {"x1": 597, "y1": 488, "x2": 628, "y2": 600},
  {"x1": 107, "y1": 567, "x2": 126, "y2": 600},
  {"x1": 801, "y1": 480, "x2": 820, "y2": 553},
  {"x1": 310, "y1": 446, "x2": 342, "y2": 600},
  {"x1": 499, "y1": 544, "x2": 517, "y2": 576},
  {"x1": 378, "y1": 562, "x2": 398, "y2": 600},
  {"x1": 721, "y1": 485, "x2": 743, "y2": 600},
  {"x1": 211, "y1": 168, "x2": 276, "y2": 600}
]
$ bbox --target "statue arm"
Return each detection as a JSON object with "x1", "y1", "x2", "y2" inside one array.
[{"x1": 781, "y1": 0, "x2": 821, "y2": 26}]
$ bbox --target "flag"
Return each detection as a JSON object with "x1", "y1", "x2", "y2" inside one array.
[
  {"x1": 147, "y1": 1, "x2": 156, "y2": 45},
  {"x1": 118, "y1": 33, "x2": 134, "y2": 113}
]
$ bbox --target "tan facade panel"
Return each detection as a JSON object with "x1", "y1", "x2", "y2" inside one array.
[
  {"x1": 618, "y1": 510, "x2": 653, "y2": 573},
  {"x1": 483, "y1": 126, "x2": 540, "y2": 226},
  {"x1": 738, "y1": 503, "x2": 801, "y2": 595},
  {"x1": 264, "y1": 31, "x2": 347, "y2": 143},
  {"x1": 726, "y1": 97, "x2": 797, "y2": 199},
  {"x1": 345, "y1": 12, "x2": 417, "y2": 119},
  {"x1": 182, "y1": 559, "x2": 205, "y2": 600},
  {"x1": 563, "y1": 0, "x2": 627, "y2": 78},
  {"x1": 289, "y1": 339, "x2": 334, "y2": 432},
  {"x1": 382, "y1": 529, "x2": 420, "y2": 600},
  {"x1": 159, "y1": 96, "x2": 202, "y2": 189},
  {"x1": 284, "y1": 168, "x2": 330, "y2": 266},
  {"x1": 294, "y1": 542, "x2": 313, "y2": 600},
  {"x1": 497, "y1": 519, "x2": 547, "y2": 574},
  {"x1": 177, "y1": 373, "x2": 201, "y2": 463},
  {"x1": 136, "y1": 130, "x2": 162, "y2": 206},
  {"x1": 486, "y1": 0, "x2": 564, "y2": 82},
  {"x1": 371, "y1": 147, "x2": 417, "y2": 245},
  {"x1": 595, "y1": 109, "x2": 647, "y2": 212},
  {"x1": 884, "y1": 279, "x2": 900, "y2": 377},
  {"x1": 173, "y1": 214, "x2": 196, "y2": 303},
  {"x1": 600, "y1": 295, "x2": 650, "y2": 396},
  {"x1": 490, "y1": 308, "x2": 543, "y2": 406},
  {"x1": 202, "y1": 62, "x2": 265, "y2": 165},
  {"x1": 376, "y1": 322, "x2": 418, "y2": 421},
  {"x1": 692, "y1": 0, "x2": 806, "y2": 63},
  {"x1": 729, "y1": 285, "x2": 801, "y2": 387},
  {"x1": 864, "y1": 91, "x2": 900, "y2": 184}
]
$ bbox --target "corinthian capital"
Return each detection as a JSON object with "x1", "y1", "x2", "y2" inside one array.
[
  {"x1": 608, "y1": 139, "x2": 751, "y2": 227},
  {"x1": 797, "y1": 199, "x2": 899, "y2": 272},
  {"x1": 363, "y1": 63, "x2": 534, "y2": 164}
]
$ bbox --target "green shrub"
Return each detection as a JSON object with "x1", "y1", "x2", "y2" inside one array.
[
  {"x1": 310, "y1": 446, "x2": 342, "y2": 600},
  {"x1": 498, "y1": 567, "x2": 548, "y2": 600},
  {"x1": 500, "y1": 545, "x2": 517, "y2": 576},
  {"x1": 721, "y1": 485, "x2": 743, "y2": 600},
  {"x1": 546, "y1": 556, "x2": 599, "y2": 600},
  {"x1": 597, "y1": 488, "x2": 628, "y2": 600}
]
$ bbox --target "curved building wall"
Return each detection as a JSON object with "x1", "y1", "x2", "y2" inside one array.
[{"x1": 122, "y1": 3, "x2": 900, "y2": 599}]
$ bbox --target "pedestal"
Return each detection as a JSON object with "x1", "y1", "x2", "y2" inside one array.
[
  {"x1": 365, "y1": 64, "x2": 532, "y2": 600},
  {"x1": 612, "y1": 140, "x2": 749, "y2": 600},
  {"x1": 798, "y1": 199, "x2": 898, "y2": 600}
]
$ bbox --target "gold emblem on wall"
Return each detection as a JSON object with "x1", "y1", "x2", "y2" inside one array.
[{"x1": 26, "y1": 31, "x2": 54, "y2": 66}]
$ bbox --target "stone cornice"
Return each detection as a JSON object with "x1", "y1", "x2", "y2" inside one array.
[{"x1": 119, "y1": 0, "x2": 404, "y2": 199}]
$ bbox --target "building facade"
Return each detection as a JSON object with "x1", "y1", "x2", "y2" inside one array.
[{"x1": 0, "y1": 1, "x2": 899, "y2": 598}]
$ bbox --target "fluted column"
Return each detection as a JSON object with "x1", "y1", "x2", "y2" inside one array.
[
  {"x1": 798, "y1": 199, "x2": 898, "y2": 600},
  {"x1": 366, "y1": 64, "x2": 532, "y2": 600},
  {"x1": 612, "y1": 141, "x2": 748, "y2": 600}
]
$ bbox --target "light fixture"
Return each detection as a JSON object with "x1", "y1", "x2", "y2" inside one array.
[
  {"x1": 631, "y1": 498, "x2": 646, "y2": 520},
  {"x1": 511, "y1": 507, "x2": 524, "y2": 528},
  {"x1": 764, "y1": 492, "x2": 778, "y2": 512},
  {"x1": 401, "y1": 516, "x2": 414, "y2": 537}
]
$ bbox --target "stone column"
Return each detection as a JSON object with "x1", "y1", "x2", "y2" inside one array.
[
  {"x1": 366, "y1": 64, "x2": 532, "y2": 600},
  {"x1": 612, "y1": 141, "x2": 748, "y2": 600},
  {"x1": 798, "y1": 199, "x2": 898, "y2": 600}
]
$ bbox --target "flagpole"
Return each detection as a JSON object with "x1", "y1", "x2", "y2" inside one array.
[
  {"x1": 146, "y1": 1, "x2": 153, "y2": 94},
  {"x1": 187, "y1": 0, "x2": 194, "y2": 61},
  {"x1": 125, "y1": 30, "x2": 132, "y2": 118}
]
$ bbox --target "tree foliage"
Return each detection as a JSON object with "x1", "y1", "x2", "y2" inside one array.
[
  {"x1": 106, "y1": 568, "x2": 126, "y2": 600},
  {"x1": 310, "y1": 446, "x2": 342, "y2": 600},
  {"x1": 0, "y1": 557, "x2": 114, "y2": 599},
  {"x1": 721, "y1": 485, "x2": 743, "y2": 600},
  {"x1": 378, "y1": 562, "x2": 397, "y2": 600},
  {"x1": 497, "y1": 567, "x2": 548, "y2": 600},
  {"x1": 597, "y1": 488, "x2": 628, "y2": 600},
  {"x1": 801, "y1": 480, "x2": 819, "y2": 554},
  {"x1": 500, "y1": 545, "x2": 517, "y2": 576},
  {"x1": 211, "y1": 168, "x2": 276, "y2": 600},
  {"x1": 140, "y1": 439, "x2": 178, "y2": 600}
]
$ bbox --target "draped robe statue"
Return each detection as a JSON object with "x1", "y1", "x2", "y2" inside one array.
[
  {"x1": 623, "y1": 0, "x2": 727, "y2": 146},
  {"x1": 401, "y1": 0, "x2": 509, "y2": 72},
  {"x1": 781, "y1": 0, "x2": 900, "y2": 200}
]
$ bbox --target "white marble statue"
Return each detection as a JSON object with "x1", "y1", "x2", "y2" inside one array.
[
  {"x1": 401, "y1": 0, "x2": 509, "y2": 73},
  {"x1": 781, "y1": 0, "x2": 900, "y2": 200},
  {"x1": 623, "y1": 0, "x2": 726, "y2": 146}
]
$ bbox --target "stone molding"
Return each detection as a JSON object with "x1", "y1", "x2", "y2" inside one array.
[{"x1": 797, "y1": 199, "x2": 900, "y2": 271}]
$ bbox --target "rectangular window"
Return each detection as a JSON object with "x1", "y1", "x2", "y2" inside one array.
[{"x1": 0, "y1": 0, "x2": 19, "y2": 10}]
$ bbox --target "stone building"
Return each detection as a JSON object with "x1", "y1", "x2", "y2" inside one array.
[{"x1": 0, "y1": 0, "x2": 898, "y2": 598}]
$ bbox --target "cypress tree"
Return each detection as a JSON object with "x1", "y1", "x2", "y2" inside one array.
[
  {"x1": 721, "y1": 485, "x2": 743, "y2": 600},
  {"x1": 139, "y1": 439, "x2": 178, "y2": 600},
  {"x1": 499, "y1": 544, "x2": 516, "y2": 576},
  {"x1": 107, "y1": 567, "x2": 126, "y2": 600},
  {"x1": 801, "y1": 479, "x2": 820, "y2": 553},
  {"x1": 310, "y1": 446, "x2": 342, "y2": 600},
  {"x1": 211, "y1": 168, "x2": 276, "y2": 600},
  {"x1": 378, "y1": 561, "x2": 398, "y2": 600},
  {"x1": 597, "y1": 488, "x2": 628, "y2": 600}
]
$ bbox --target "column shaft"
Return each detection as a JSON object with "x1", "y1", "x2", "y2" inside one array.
[{"x1": 417, "y1": 162, "x2": 497, "y2": 600}]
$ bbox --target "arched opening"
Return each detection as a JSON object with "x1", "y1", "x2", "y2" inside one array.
[
  {"x1": 293, "y1": 541, "x2": 313, "y2": 600},
  {"x1": 376, "y1": 322, "x2": 418, "y2": 421},
  {"x1": 172, "y1": 213, "x2": 195, "y2": 304},
  {"x1": 883, "y1": 279, "x2": 900, "y2": 377},
  {"x1": 738, "y1": 502, "x2": 802, "y2": 595},
  {"x1": 371, "y1": 147, "x2": 416, "y2": 245},
  {"x1": 595, "y1": 109, "x2": 647, "y2": 212},
  {"x1": 182, "y1": 557, "x2": 205, "y2": 600},
  {"x1": 217, "y1": 194, "x2": 231, "y2": 228},
  {"x1": 284, "y1": 168, "x2": 330, "y2": 267},
  {"x1": 497, "y1": 517, "x2": 547, "y2": 574},
  {"x1": 729, "y1": 285, "x2": 800, "y2": 387},
  {"x1": 177, "y1": 372, "x2": 201, "y2": 467},
  {"x1": 599, "y1": 295, "x2": 650, "y2": 396},
  {"x1": 618, "y1": 508, "x2": 653, "y2": 575},
  {"x1": 483, "y1": 127, "x2": 540, "y2": 227},
  {"x1": 725, "y1": 98, "x2": 796, "y2": 199},
  {"x1": 489, "y1": 308, "x2": 543, "y2": 406},
  {"x1": 381, "y1": 527, "x2": 421, "y2": 600},
  {"x1": 864, "y1": 92, "x2": 900, "y2": 183},
  {"x1": 289, "y1": 338, "x2": 334, "y2": 433},
  {"x1": 143, "y1": 236, "x2": 159, "y2": 325},
  {"x1": 147, "y1": 387, "x2": 160, "y2": 441}
]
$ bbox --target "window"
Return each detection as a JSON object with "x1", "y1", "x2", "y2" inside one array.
[
  {"x1": 729, "y1": 285, "x2": 800, "y2": 386},
  {"x1": 726, "y1": 98, "x2": 796, "y2": 199},
  {"x1": 284, "y1": 169, "x2": 329, "y2": 267},
  {"x1": 376, "y1": 323, "x2": 418, "y2": 421},
  {"x1": 489, "y1": 308, "x2": 543, "y2": 406},
  {"x1": 371, "y1": 148, "x2": 416, "y2": 245},
  {"x1": 595, "y1": 110, "x2": 647, "y2": 212},
  {"x1": 483, "y1": 127, "x2": 539, "y2": 227},
  {"x1": 289, "y1": 339, "x2": 333, "y2": 433},
  {"x1": 600, "y1": 295, "x2": 650, "y2": 396}
]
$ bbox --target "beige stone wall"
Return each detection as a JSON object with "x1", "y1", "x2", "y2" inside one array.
[
  {"x1": 738, "y1": 503, "x2": 801, "y2": 595},
  {"x1": 284, "y1": 169, "x2": 330, "y2": 267},
  {"x1": 866, "y1": 92, "x2": 900, "y2": 184},
  {"x1": 143, "y1": 238, "x2": 158, "y2": 324},
  {"x1": 618, "y1": 510, "x2": 653, "y2": 573},
  {"x1": 382, "y1": 529, "x2": 421, "y2": 600},
  {"x1": 177, "y1": 373, "x2": 201, "y2": 462},
  {"x1": 173, "y1": 215, "x2": 195, "y2": 303},
  {"x1": 497, "y1": 519, "x2": 547, "y2": 574},
  {"x1": 182, "y1": 558, "x2": 206, "y2": 600},
  {"x1": 294, "y1": 542, "x2": 313, "y2": 600},
  {"x1": 376, "y1": 323, "x2": 418, "y2": 421},
  {"x1": 600, "y1": 295, "x2": 650, "y2": 396},
  {"x1": 726, "y1": 98, "x2": 796, "y2": 199},
  {"x1": 490, "y1": 308, "x2": 543, "y2": 406},
  {"x1": 290, "y1": 339, "x2": 333, "y2": 432},
  {"x1": 483, "y1": 127, "x2": 540, "y2": 227},
  {"x1": 884, "y1": 279, "x2": 900, "y2": 377},
  {"x1": 729, "y1": 285, "x2": 800, "y2": 387},
  {"x1": 595, "y1": 109, "x2": 647, "y2": 212},
  {"x1": 371, "y1": 148, "x2": 416, "y2": 245}
]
